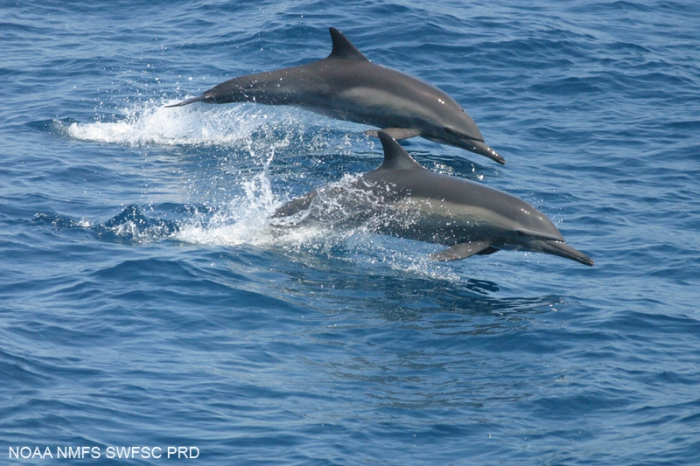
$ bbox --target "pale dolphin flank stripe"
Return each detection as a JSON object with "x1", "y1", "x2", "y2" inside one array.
[
  {"x1": 168, "y1": 27, "x2": 504, "y2": 164},
  {"x1": 272, "y1": 132, "x2": 593, "y2": 266}
]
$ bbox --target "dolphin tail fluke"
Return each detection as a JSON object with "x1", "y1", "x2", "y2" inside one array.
[
  {"x1": 165, "y1": 94, "x2": 209, "y2": 108},
  {"x1": 542, "y1": 240, "x2": 594, "y2": 266},
  {"x1": 272, "y1": 191, "x2": 318, "y2": 219},
  {"x1": 470, "y1": 140, "x2": 505, "y2": 165}
]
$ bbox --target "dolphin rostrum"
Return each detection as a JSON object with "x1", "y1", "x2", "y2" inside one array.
[
  {"x1": 272, "y1": 132, "x2": 593, "y2": 266},
  {"x1": 168, "y1": 27, "x2": 504, "y2": 164}
]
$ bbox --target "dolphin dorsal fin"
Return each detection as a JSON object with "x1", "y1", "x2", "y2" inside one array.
[
  {"x1": 327, "y1": 27, "x2": 369, "y2": 62},
  {"x1": 378, "y1": 131, "x2": 424, "y2": 171}
]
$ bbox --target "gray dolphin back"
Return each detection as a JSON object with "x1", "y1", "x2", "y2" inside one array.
[
  {"x1": 165, "y1": 28, "x2": 505, "y2": 163},
  {"x1": 272, "y1": 131, "x2": 592, "y2": 266}
]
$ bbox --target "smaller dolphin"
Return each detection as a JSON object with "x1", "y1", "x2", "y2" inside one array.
[
  {"x1": 168, "y1": 27, "x2": 504, "y2": 164},
  {"x1": 272, "y1": 132, "x2": 593, "y2": 266}
]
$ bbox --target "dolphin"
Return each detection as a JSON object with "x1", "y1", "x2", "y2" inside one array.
[
  {"x1": 168, "y1": 27, "x2": 504, "y2": 164},
  {"x1": 272, "y1": 132, "x2": 593, "y2": 266}
]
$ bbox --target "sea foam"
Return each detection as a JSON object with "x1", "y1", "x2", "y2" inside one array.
[{"x1": 65, "y1": 99, "x2": 274, "y2": 147}]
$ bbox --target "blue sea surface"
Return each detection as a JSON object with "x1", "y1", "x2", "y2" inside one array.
[{"x1": 2, "y1": 1, "x2": 700, "y2": 464}]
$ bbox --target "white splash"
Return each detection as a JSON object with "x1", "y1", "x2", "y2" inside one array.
[
  {"x1": 174, "y1": 154, "x2": 465, "y2": 281},
  {"x1": 65, "y1": 99, "x2": 278, "y2": 147},
  {"x1": 64, "y1": 99, "x2": 465, "y2": 281},
  {"x1": 175, "y1": 142, "x2": 280, "y2": 246}
]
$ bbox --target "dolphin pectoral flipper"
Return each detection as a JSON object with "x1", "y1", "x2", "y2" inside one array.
[
  {"x1": 365, "y1": 128, "x2": 422, "y2": 140},
  {"x1": 477, "y1": 246, "x2": 500, "y2": 255},
  {"x1": 430, "y1": 241, "x2": 493, "y2": 261}
]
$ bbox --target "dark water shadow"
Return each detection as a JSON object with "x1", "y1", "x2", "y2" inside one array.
[
  {"x1": 255, "y1": 244, "x2": 564, "y2": 325},
  {"x1": 33, "y1": 204, "x2": 186, "y2": 246}
]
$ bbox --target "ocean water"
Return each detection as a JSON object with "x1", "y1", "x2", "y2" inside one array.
[{"x1": 2, "y1": 0, "x2": 700, "y2": 464}]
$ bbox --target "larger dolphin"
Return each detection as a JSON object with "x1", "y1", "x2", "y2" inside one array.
[
  {"x1": 272, "y1": 132, "x2": 593, "y2": 266},
  {"x1": 168, "y1": 27, "x2": 504, "y2": 164}
]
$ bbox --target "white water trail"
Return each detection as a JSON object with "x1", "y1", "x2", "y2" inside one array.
[{"x1": 64, "y1": 99, "x2": 274, "y2": 147}]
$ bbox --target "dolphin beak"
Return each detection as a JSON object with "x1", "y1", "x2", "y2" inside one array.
[
  {"x1": 541, "y1": 240, "x2": 594, "y2": 266},
  {"x1": 469, "y1": 140, "x2": 505, "y2": 165}
]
